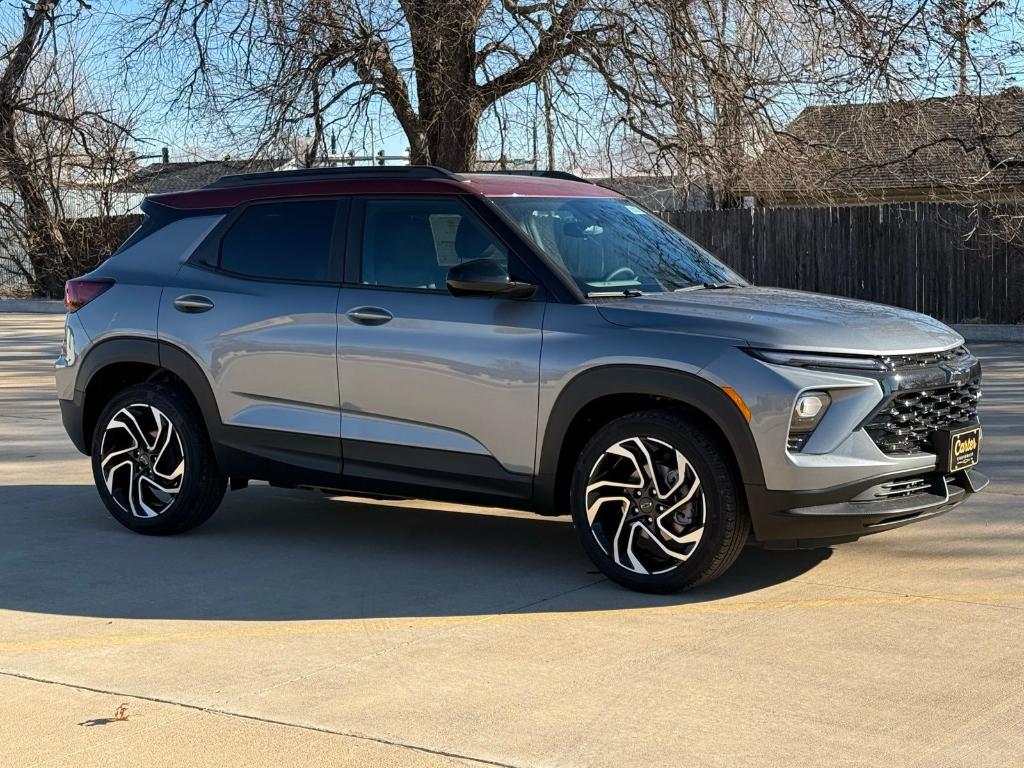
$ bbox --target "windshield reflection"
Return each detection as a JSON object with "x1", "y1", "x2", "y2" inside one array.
[{"x1": 492, "y1": 197, "x2": 746, "y2": 294}]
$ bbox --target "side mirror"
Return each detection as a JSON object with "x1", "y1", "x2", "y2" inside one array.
[{"x1": 446, "y1": 258, "x2": 536, "y2": 299}]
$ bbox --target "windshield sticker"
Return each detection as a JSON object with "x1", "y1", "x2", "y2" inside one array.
[{"x1": 624, "y1": 204, "x2": 647, "y2": 215}]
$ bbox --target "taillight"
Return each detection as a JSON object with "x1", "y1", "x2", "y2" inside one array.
[{"x1": 64, "y1": 278, "x2": 114, "y2": 312}]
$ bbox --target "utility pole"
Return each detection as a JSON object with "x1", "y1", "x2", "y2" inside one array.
[
  {"x1": 541, "y1": 74, "x2": 556, "y2": 171},
  {"x1": 954, "y1": 0, "x2": 970, "y2": 95},
  {"x1": 532, "y1": 85, "x2": 540, "y2": 171}
]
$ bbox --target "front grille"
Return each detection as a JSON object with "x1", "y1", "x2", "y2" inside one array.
[
  {"x1": 880, "y1": 345, "x2": 971, "y2": 371},
  {"x1": 864, "y1": 381, "x2": 981, "y2": 454}
]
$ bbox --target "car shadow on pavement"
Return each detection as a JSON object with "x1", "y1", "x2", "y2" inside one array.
[{"x1": 0, "y1": 484, "x2": 831, "y2": 621}]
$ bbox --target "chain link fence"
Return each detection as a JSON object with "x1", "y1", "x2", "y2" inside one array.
[
  {"x1": 0, "y1": 190, "x2": 143, "y2": 298},
  {"x1": 0, "y1": 190, "x2": 31, "y2": 297}
]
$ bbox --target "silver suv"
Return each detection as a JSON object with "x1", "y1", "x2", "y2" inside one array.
[{"x1": 56, "y1": 167, "x2": 987, "y2": 592}]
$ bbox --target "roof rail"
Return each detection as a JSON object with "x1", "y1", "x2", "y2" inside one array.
[
  {"x1": 466, "y1": 169, "x2": 595, "y2": 185},
  {"x1": 206, "y1": 165, "x2": 463, "y2": 189}
]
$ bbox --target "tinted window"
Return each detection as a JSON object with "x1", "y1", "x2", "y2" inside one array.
[
  {"x1": 221, "y1": 200, "x2": 340, "y2": 281},
  {"x1": 361, "y1": 198, "x2": 507, "y2": 290}
]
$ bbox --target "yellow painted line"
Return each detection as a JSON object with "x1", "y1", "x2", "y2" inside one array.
[{"x1": 1, "y1": 592, "x2": 1021, "y2": 654}]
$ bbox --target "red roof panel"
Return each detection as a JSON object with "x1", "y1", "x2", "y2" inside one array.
[{"x1": 148, "y1": 172, "x2": 621, "y2": 210}]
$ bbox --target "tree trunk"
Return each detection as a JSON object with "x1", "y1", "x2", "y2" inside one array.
[
  {"x1": 407, "y1": 0, "x2": 486, "y2": 171},
  {"x1": 422, "y1": 101, "x2": 482, "y2": 171}
]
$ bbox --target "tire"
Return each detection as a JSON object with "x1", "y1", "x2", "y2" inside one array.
[
  {"x1": 569, "y1": 410, "x2": 749, "y2": 593},
  {"x1": 90, "y1": 382, "x2": 226, "y2": 535}
]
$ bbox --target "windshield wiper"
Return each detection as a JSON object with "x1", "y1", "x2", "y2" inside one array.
[
  {"x1": 586, "y1": 289, "x2": 645, "y2": 298},
  {"x1": 674, "y1": 282, "x2": 744, "y2": 292}
]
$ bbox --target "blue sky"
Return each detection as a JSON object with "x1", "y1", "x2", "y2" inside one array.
[{"x1": 8, "y1": 0, "x2": 1023, "y2": 166}]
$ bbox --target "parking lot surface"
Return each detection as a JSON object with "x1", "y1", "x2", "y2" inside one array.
[{"x1": 1, "y1": 313, "x2": 1022, "y2": 767}]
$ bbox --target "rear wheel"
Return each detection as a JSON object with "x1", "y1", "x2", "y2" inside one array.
[
  {"x1": 90, "y1": 383, "x2": 226, "y2": 535},
  {"x1": 569, "y1": 410, "x2": 749, "y2": 593}
]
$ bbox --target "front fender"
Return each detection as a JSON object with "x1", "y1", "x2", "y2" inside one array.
[{"x1": 533, "y1": 365, "x2": 764, "y2": 516}]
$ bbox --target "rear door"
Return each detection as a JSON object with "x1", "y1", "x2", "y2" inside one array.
[
  {"x1": 159, "y1": 198, "x2": 347, "y2": 481},
  {"x1": 336, "y1": 195, "x2": 545, "y2": 506}
]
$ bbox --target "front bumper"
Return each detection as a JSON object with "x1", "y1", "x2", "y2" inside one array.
[
  {"x1": 747, "y1": 468, "x2": 988, "y2": 548},
  {"x1": 702, "y1": 346, "x2": 975, "y2": 494}
]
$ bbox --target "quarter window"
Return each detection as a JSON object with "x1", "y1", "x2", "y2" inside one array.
[
  {"x1": 220, "y1": 200, "x2": 341, "y2": 282},
  {"x1": 360, "y1": 198, "x2": 507, "y2": 290}
]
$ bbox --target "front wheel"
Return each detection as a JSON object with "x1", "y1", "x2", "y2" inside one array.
[
  {"x1": 90, "y1": 383, "x2": 226, "y2": 535},
  {"x1": 569, "y1": 410, "x2": 749, "y2": 593}
]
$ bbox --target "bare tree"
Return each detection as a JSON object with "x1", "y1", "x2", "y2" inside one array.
[
  {"x1": 590, "y1": 0, "x2": 949, "y2": 206},
  {"x1": 0, "y1": 2, "x2": 136, "y2": 296},
  {"x1": 127, "y1": 0, "x2": 619, "y2": 171}
]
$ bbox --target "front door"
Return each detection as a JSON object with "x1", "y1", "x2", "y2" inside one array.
[{"x1": 337, "y1": 196, "x2": 544, "y2": 507}]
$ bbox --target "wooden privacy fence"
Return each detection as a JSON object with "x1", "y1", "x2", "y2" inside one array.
[{"x1": 663, "y1": 203, "x2": 1024, "y2": 324}]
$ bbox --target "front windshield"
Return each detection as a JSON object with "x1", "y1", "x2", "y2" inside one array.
[{"x1": 491, "y1": 196, "x2": 746, "y2": 294}]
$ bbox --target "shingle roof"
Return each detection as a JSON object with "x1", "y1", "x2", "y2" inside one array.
[
  {"x1": 745, "y1": 89, "x2": 1024, "y2": 201},
  {"x1": 117, "y1": 159, "x2": 285, "y2": 193}
]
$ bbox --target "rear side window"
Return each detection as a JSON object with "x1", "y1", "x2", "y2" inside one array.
[{"x1": 220, "y1": 200, "x2": 342, "y2": 282}]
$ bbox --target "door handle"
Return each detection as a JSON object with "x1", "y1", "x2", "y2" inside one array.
[
  {"x1": 346, "y1": 306, "x2": 393, "y2": 326},
  {"x1": 174, "y1": 294, "x2": 215, "y2": 313}
]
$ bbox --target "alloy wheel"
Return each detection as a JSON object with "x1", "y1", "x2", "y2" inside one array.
[
  {"x1": 585, "y1": 436, "x2": 705, "y2": 575},
  {"x1": 99, "y1": 404, "x2": 185, "y2": 518}
]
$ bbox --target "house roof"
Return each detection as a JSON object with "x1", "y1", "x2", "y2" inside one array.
[
  {"x1": 745, "y1": 88, "x2": 1024, "y2": 201},
  {"x1": 117, "y1": 159, "x2": 285, "y2": 194}
]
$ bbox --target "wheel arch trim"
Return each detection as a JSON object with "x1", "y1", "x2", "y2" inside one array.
[
  {"x1": 71, "y1": 336, "x2": 224, "y2": 454},
  {"x1": 534, "y1": 365, "x2": 765, "y2": 515}
]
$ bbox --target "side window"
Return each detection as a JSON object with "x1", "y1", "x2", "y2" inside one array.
[
  {"x1": 360, "y1": 198, "x2": 507, "y2": 290},
  {"x1": 220, "y1": 200, "x2": 342, "y2": 282}
]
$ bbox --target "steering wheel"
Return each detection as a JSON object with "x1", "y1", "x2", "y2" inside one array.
[{"x1": 603, "y1": 266, "x2": 638, "y2": 282}]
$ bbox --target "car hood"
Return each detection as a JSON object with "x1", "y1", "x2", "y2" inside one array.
[{"x1": 596, "y1": 287, "x2": 963, "y2": 355}]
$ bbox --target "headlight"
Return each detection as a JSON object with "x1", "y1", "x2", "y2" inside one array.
[
  {"x1": 747, "y1": 348, "x2": 887, "y2": 371},
  {"x1": 788, "y1": 391, "x2": 831, "y2": 451}
]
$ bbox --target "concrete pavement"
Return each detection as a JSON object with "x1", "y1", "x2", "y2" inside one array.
[{"x1": 1, "y1": 313, "x2": 1022, "y2": 767}]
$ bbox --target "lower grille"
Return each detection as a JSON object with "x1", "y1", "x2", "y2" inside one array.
[
  {"x1": 787, "y1": 434, "x2": 810, "y2": 452},
  {"x1": 864, "y1": 381, "x2": 981, "y2": 454},
  {"x1": 873, "y1": 476, "x2": 930, "y2": 498}
]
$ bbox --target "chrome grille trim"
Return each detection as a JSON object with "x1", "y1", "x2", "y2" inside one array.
[
  {"x1": 873, "y1": 477, "x2": 931, "y2": 498},
  {"x1": 880, "y1": 345, "x2": 970, "y2": 372},
  {"x1": 864, "y1": 380, "x2": 981, "y2": 454}
]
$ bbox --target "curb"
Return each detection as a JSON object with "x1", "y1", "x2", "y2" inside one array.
[
  {"x1": 0, "y1": 299, "x2": 65, "y2": 314},
  {"x1": 952, "y1": 324, "x2": 1024, "y2": 343}
]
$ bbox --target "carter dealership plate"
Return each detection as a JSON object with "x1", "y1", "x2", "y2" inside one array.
[{"x1": 934, "y1": 425, "x2": 981, "y2": 473}]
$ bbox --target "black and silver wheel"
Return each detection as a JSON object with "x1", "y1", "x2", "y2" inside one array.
[
  {"x1": 569, "y1": 410, "x2": 749, "y2": 593},
  {"x1": 99, "y1": 403, "x2": 185, "y2": 518},
  {"x1": 91, "y1": 383, "x2": 226, "y2": 535}
]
